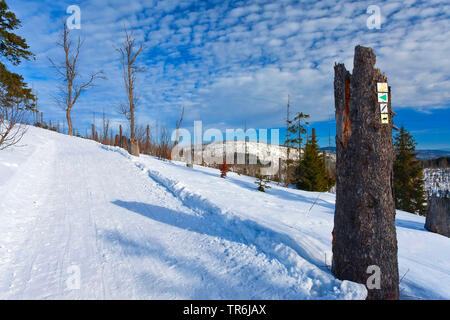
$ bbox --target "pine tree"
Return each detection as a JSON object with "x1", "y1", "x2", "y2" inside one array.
[
  {"x1": 295, "y1": 128, "x2": 333, "y2": 191},
  {"x1": 283, "y1": 95, "x2": 293, "y2": 186},
  {"x1": 0, "y1": 0, "x2": 34, "y2": 105},
  {"x1": 283, "y1": 96, "x2": 310, "y2": 186},
  {"x1": 0, "y1": 0, "x2": 35, "y2": 150},
  {"x1": 394, "y1": 126, "x2": 426, "y2": 215},
  {"x1": 255, "y1": 173, "x2": 271, "y2": 192},
  {"x1": 286, "y1": 111, "x2": 310, "y2": 158}
]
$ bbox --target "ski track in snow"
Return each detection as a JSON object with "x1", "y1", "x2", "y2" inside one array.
[{"x1": 0, "y1": 126, "x2": 448, "y2": 300}]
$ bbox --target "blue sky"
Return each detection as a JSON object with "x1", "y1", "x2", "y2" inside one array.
[{"x1": 8, "y1": 0, "x2": 450, "y2": 149}]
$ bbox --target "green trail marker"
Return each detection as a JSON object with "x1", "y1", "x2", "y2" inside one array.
[{"x1": 378, "y1": 92, "x2": 388, "y2": 103}]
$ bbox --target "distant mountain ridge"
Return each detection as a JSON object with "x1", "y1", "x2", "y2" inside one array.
[
  {"x1": 319, "y1": 147, "x2": 450, "y2": 160},
  {"x1": 415, "y1": 150, "x2": 450, "y2": 160}
]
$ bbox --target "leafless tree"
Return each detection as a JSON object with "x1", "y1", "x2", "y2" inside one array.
[
  {"x1": 174, "y1": 106, "x2": 184, "y2": 147},
  {"x1": 101, "y1": 109, "x2": 110, "y2": 143},
  {"x1": 134, "y1": 124, "x2": 147, "y2": 143},
  {"x1": 157, "y1": 127, "x2": 172, "y2": 159},
  {"x1": 49, "y1": 24, "x2": 104, "y2": 136},
  {"x1": 0, "y1": 89, "x2": 28, "y2": 150},
  {"x1": 117, "y1": 29, "x2": 144, "y2": 142}
]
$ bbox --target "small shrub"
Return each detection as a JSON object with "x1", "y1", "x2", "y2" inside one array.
[
  {"x1": 219, "y1": 162, "x2": 230, "y2": 178},
  {"x1": 255, "y1": 173, "x2": 271, "y2": 192}
]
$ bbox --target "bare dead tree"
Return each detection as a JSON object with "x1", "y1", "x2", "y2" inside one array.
[
  {"x1": 332, "y1": 46, "x2": 399, "y2": 300},
  {"x1": 117, "y1": 29, "x2": 144, "y2": 143},
  {"x1": 158, "y1": 127, "x2": 172, "y2": 160},
  {"x1": 49, "y1": 24, "x2": 104, "y2": 136},
  {"x1": 0, "y1": 89, "x2": 28, "y2": 150},
  {"x1": 174, "y1": 106, "x2": 184, "y2": 147},
  {"x1": 102, "y1": 109, "x2": 110, "y2": 143},
  {"x1": 134, "y1": 124, "x2": 147, "y2": 143}
]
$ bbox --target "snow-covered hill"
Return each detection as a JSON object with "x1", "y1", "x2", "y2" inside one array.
[
  {"x1": 0, "y1": 126, "x2": 449, "y2": 300},
  {"x1": 424, "y1": 168, "x2": 450, "y2": 197}
]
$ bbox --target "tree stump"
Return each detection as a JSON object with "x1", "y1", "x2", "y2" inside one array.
[
  {"x1": 128, "y1": 138, "x2": 140, "y2": 157},
  {"x1": 425, "y1": 196, "x2": 450, "y2": 237},
  {"x1": 332, "y1": 46, "x2": 399, "y2": 300}
]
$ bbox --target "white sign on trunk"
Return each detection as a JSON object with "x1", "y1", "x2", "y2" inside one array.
[
  {"x1": 377, "y1": 82, "x2": 388, "y2": 93},
  {"x1": 378, "y1": 92, "x2": 388, "y2": 103}
]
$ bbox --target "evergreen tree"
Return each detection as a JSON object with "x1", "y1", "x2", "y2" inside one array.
[
  {"x1": 255, "y1": 172, "x2": 271, "y2": 192},
  {"x1": 283, "y1": 102, "x2": 310, "y2": 186},
  {"x1": 0, "y1": 0, "x2": 34, "y2": 106},
  {"x1": 0, "y1": 0, "x2": 33, "y2": 99},
  {"x1": 394, "y1": 126, "x2": 426, "y2": 215},
  {"x1": 295, "y1": 128, "x2": 334, "y2": 191},
  {"x1": 286, "y1": 111, "x2": 310, "y2": 158},
  {"x1": 0, "y1": 1, "x2": 35, "y2": 150}
]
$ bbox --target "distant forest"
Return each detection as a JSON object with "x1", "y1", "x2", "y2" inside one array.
[{"x1": 422, "y1": 157, "x2": 449, "y2": 168}]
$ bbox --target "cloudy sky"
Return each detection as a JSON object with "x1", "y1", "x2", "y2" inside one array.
[{"x1": 8, "y1": 0, "x2": 450, "y2": 148}]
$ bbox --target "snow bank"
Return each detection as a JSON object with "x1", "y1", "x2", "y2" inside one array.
[{"x1": 0, "y1": 126, "x2": 448, "y2": 299}]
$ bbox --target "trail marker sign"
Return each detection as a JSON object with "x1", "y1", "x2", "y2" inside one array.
[
  {"x1": 378, "y1": 92, "x2": 388, "y2": 103},
  {"x1": 377, "y1": 82, "x2": 388, "y2": 93},
  {"x1": 380, "y1": 103, "x2": 388, "y2": 113},
  {"x1": 381, "y1": 113, "x2": 389, "y2": 124}
]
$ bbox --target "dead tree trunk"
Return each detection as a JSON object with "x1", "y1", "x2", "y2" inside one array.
[
  {"x1": 145, "y1": 124, "x2": 150, "y2": 154},
  {"x1": 119, "y1": 125, "x2": 123, "y2": 148},
  {"x1": 92, "y1": 124, "x2": 96, "y2": 141},
  {"x1": 332, "y1": 46, "x2": 399, "y2": 300},
  {"x1": 425, "y1": 196, "x2": 450, "y2": 237}
]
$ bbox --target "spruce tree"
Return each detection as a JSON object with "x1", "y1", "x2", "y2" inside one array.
[
  {"x1": 0, "y1": 1, "x2": 35, "y2": 150},
  {"x1": 295, "y1": 128, "x2": 333, "y2": 191},
  {"x1": 284, "y1": 109, "x2": 309, "y2": 186},
  {"x1": 0, "y1": 0, "x2": 34, "y2": 105},
  {"x1": 287, "y1": 111, "x2": 310, "y2": 159},
  {"x1": 255, "y1": 172, "x2": 271, "y2": 192},
  {"x1": 393, "y1": 126, "x2": 426, "y2": 215}
]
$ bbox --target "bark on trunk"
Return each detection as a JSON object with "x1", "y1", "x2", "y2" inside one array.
[
  {"x1": 332, "y1": 45, "x2": 399, "y2": 300},
  {"x1": 425, "y1": 196, "x2": 450, "y2": 237},
  {"x1": 66, "y1": 108, "x2": 73, "y2": 136},
  {"x1": 127, "y1": 138, "x2": 140, "y2": 157}
]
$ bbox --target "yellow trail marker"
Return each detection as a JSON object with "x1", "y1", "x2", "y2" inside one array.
[{"x1": 377, "y1": 82, "x2": 388, "y2": 93}]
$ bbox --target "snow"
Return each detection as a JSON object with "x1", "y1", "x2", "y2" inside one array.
[
  {"x1": 0, "y1": 126, "x2": 449, "y2": 300},
  {"x1": 424, "y1": 168, "x2": 450, "y2": 197},
  {"x1": 179, "y1": 140, "x2": 301, "y2": 165}
]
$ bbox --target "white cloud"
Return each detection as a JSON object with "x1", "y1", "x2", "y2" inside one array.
[{"x1": 8, "y1": 0, "x2": 450, "y2": 133}]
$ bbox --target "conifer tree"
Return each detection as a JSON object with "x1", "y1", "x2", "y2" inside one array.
[
  {"x1": 283, "y1": 95, "x2": 293, "y2": 186},
  {"x1": 286, "y1": 111, "x2": 310, "y2": 159},
  {"x1": 0, "y1": 0, "x2": 34, "y2": 104},
  {"x1": 283, "y1": 97, "x2": 310, "y2": 186},
  {"x1": 295, "y1": 128, "x2": 333, "y2": 191},
  {"x1": 0, "y1": 0, "x2": 35, "y2": 150},
  {"x1": 255, "y1": 172, "x2": 271, "y2": 192},
  {"x1": 393, "y1": 126, "x2": 426, "y2": 215}
]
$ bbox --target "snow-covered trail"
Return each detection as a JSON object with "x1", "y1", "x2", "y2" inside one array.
[{"x1": 0, "y1": 127, "x2": 365, "y2": 299}]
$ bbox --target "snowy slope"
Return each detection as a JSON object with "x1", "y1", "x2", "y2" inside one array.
[
  {"x1": 424, "y1": 168, "x2": 450, "y2": 197},
  {"x1": 0, "y1": 126, "x2": 449, "y2": 300}
]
